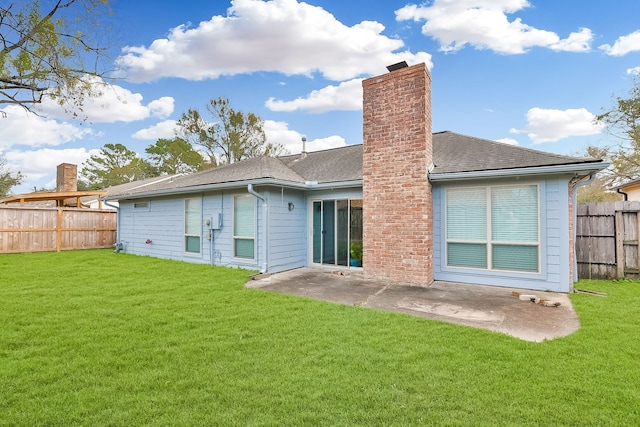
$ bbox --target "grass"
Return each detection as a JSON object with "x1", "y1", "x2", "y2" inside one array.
[{"x1": 0, "y1": 250, "x2": 639, "y2": 426}]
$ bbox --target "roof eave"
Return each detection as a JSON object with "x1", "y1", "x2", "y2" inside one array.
[
  {"x1": 105, "y1": 178, "x2": 363, "y2": 201},
  {"x1": 429, "y1": 162, "x2": 609, "y2": 182}
]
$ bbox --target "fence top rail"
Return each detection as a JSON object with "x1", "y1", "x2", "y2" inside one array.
[
  {"x1": 0, "y1": 206, "x2": 115, "y2": 213},
  {"x1": 0, "y1": 191, "x2": 107, "y2": 208},
  {"x1": 578, "y1": 201, "x2": 640, "y2": 215}
]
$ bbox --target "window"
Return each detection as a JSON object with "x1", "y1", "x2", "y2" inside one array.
[
  {"x1": 134, "y1": 201, "x2": 149, "y2": 210},
  {"x1": 184, "y1": 198, "x2": 201, "y2": 253},
  {"x1": 234, "y1": 195, "x2": 255, "y2": 259},
  {"x1": 446, "y1": 185, "x2": 539, "y2": 273}
]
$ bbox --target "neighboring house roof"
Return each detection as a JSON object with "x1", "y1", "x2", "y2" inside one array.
[
  {"x1": 106, "y1": 131, "x2": 606, "y2": 200},
  {"x1": 80, "y1": 174, "x2": 184, "y2": 205},
  {"x1": 610, "y1": 178, "x2": 640, "y2": 192}
]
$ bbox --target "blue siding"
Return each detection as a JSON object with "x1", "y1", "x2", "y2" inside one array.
[
  {"x1": 119, "y1": 196, "x2": 207, "y2": 264},
  {"x1": 118, "y1": 186, "x2": 311, "y2": 274},
  {"x1": 118, "y1": 178, "x2": 574, "y2": 292},
  {"x1": 265, "y1": 188, "x2": 307, "y2": 273},
  {"x1": 433, "y1": 176, "x2": 573, "y2": 292}
]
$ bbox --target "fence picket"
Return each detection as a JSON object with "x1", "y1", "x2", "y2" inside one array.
[
  {"x1": 577, "y1": 201, "x2": 640, "y2": 279},
  {"x1": 0, "y1": 206, "x2": 116, "y2": 253}
]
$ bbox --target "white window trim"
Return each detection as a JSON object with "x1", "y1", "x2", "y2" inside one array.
[
  {"x1": 445, "y1": 184, "x2": 540, "y2": 274},
  {"x1": 184, "y1": 197, "x2": 202, "y2": 254},
  {"x1": 233, "y1": 194, "x2": 256, "y2": 260}
]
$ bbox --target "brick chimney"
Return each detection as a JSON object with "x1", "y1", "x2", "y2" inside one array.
[
  {"x1": 362, "y1": 62, "x2": 433, "y2": 285},
  {"x1": 56, "y1": 163, "x2": 78, "y2": 192}
]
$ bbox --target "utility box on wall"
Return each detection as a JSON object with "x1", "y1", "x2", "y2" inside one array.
[{"x1": 207, "y1": 213, "x2": 222, "y2": 230}]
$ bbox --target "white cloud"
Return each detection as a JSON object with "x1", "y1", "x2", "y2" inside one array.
[
  {"x1": 265, "y1": 79, "x2": 363, "y2": 113},
  {"x1": 496, "y1": 137, "x2": 519, "y2": 145},
  {"x1": 0, "y1": 105, "x2": 94, "y2": 150},
  {"x1": 600, "y1": 30, "x2": 640, "y2": 56},
  {"x1": 36, "y1": 77, "x2": 175, "y2": 123},
  {"x1": 263, "y1": 120, "x2": 346, "y2": 154},
  {"x1": 132, "y1": 120, "x2": 179, "y2": 140},
  {"x1": 510, "y1": 107, "x2": 604, "y2": 143},
  {"x1": 628, "y1": 66, "x2": 640, "y2": 75},
  {"x1": 148, "y1": 97, "x2": 175, "y2": 118},
  {"x1": 116, "y1": 0, "x2": 432, "y2": 83},
  {"x1": 550, "y1": 28, "x2": 593, "y2": 52},
  {"x1": 303, "y1": 135, "x2": 348, "y2": 152},
  {"x1": 396, "y1": 0, "x2": 592, "y2": 54}
]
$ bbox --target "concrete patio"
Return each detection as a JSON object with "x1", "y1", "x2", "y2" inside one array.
[{"x1": 246, "y1": 268, "x2": 581, "y2": 342}]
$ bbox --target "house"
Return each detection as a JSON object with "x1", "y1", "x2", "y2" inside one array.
[
  {"x1": 0, "y1": 164, "x2": 108, "y2": 208},
  {"x1": 0, "y1": 163, "x2": 181, "y2": 209},
  {"x1": 81, "y1": 174, "x2": 184, "y2": 209},
  {"x1": 611, "y1": 178, "x2": 640, "y2": 201},
  {"x1": 106, "y1": 62, "x2": 607, "y2": 293}
]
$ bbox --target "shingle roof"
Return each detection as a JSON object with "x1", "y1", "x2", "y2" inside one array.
[
  {"x1": 108, "y1": 131, "x2": 604, "y2": 199},
  {"x1": 280, "y1": 144, "x2": 363, "y2": 183},
  {"x1": 431, "y1": 131, "x2": 600, "y2": 174},
  {"x1": 107, "y1": 155, "x2": 306, "y2": 198}
]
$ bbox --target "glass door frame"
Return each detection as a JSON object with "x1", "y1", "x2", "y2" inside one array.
[{"x1": 309, "y1": 198, "x2": 362, "y2": 269}]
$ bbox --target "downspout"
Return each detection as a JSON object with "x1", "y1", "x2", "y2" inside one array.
[
  {"x1": 247, "y1": 184, "x2": 268, "y2": 273},
  {"x1": 617, "y1": 188, "x2": 629, "y2": 201},
  {"x1": 102, "y1": 199, "x2": 122, "y2": 252},
  {"x1": 571, "y1": 173, "x2": 596, "y2": 284},
  {"x1": 210, "y1": 191, "x2": 223, "y2": 266}
]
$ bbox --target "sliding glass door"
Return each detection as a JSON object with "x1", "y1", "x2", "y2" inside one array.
[{"x1": 312, "y1": 199, "x2": 362, "y2": 267}]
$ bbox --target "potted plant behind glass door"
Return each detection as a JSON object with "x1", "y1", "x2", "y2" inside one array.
[{"x1": 350, "y1": 241, "x2": 363, "y2": 267}]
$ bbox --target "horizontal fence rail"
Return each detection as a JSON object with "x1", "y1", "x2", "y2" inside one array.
[{"x1": 0, "y1": 206, "x2": 116, "y2": 253}]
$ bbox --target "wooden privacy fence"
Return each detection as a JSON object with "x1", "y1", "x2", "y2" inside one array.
[
  {"x1": 0, "y1": 206, "x2": 116, "y2": 254},
  {"x1": 576, "y1": 201, "x2": 640, "y2": 280}
]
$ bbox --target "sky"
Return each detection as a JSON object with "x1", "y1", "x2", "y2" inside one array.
[{"x1": 2, "y1": 0, "x2": 640, "y2": 193}]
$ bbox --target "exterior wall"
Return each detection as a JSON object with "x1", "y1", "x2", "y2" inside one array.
[
  {"x1": 117, "y1": 186, "x2": 309, "y2": 274},
  {"x1": 264, "y1": 187, "x2": 307, "y2": 273},
  {"x1": 432, "y1": 176, "x2": 574, "y2": 292},
  {"x1": 119, "y1": 195, "x2": 210, "y2": 264},
  {"x1": 618, "y1": 184, "x2": 640, "y2": 202},
  {"x1": 362, "y1": 62, "x2": 433, "y2": 286}
]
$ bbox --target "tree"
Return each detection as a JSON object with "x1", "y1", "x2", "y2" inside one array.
[
  {"x1": 0, "y1": 154, "x2": 22, "y2": 197},
  {"x1": 176, "y1": 97, "x2": 286, "y2": 166},
  {"x1": 145, "y1": 137, "x2": 205, "y2": 175},
  {"x1": 596, "y1": 78, "x2": 640, "y2": 184},
  {"x1": 577, "y1": 176, "x2": 622, "y2": 202},
  {"x1": 1, "y1": 0, "x2": 112, "y2": 114},
  {"x1": 571, "y1": 145, "x2": 621, "y2": 202},
  {"x1": 81, "y1": 143, "x2": 155, "y2": 189}
]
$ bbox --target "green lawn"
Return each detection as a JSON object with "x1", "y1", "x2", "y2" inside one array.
[{"x1": 1, "y1": 250, "x2": 638, "y2": 426}]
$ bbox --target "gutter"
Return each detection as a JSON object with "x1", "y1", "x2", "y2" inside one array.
[
  {"x1": 247, "y1": 184, "x2": 268, "y2": 274},
  {"x1": 104, "y1": 178, "x2": 363, "y2": 202},
  {"x1": 429, "y1": 162, "x2": 609, "y2": 182},
  {"x1": 101, "y1": 199, "x2": 123, "y2": 252}
]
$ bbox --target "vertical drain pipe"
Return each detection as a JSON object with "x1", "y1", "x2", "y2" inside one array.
[
  {"x1": 102, "y1": 199, "x2": 122, "y2": 252},
  {"x1": 248, "y1": 184, "x2": 268, "y2": 273}
]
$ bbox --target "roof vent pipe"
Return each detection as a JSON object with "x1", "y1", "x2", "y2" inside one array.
[{"x1": 301, "y1": 136, "x2": 307, "y2": 159}]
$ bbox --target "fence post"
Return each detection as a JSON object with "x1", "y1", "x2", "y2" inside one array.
[
  {"x1": 56, "y1": 208, "x2": 63, "y2": 252},
  {"x1": 615, "y1": 210, "x2": 624, "y2": 279}
]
